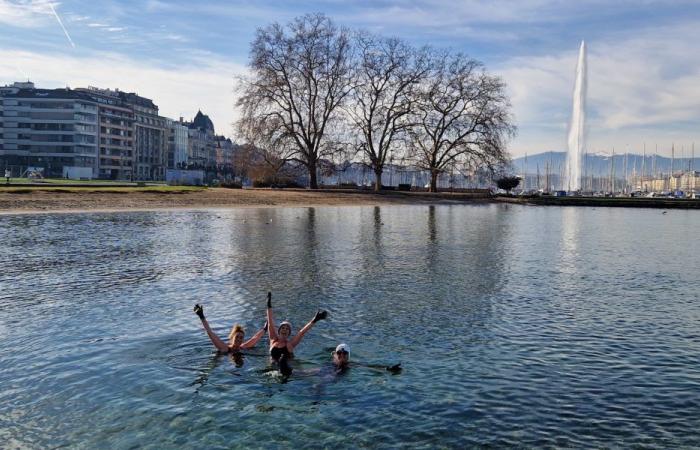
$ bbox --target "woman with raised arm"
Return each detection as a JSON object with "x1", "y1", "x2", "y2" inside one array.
[
  {"x1": 193, "y1": 304, "x2": 267, "y2": 353},
  {"x1": 266, "y1": 292, "x2": 327, "y2": 376}
]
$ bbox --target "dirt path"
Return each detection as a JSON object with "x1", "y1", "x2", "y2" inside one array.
[{"x1": 0, "y1": 188, "x2": 491, "y2": 214}]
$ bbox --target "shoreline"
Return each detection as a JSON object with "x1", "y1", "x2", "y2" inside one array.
[
  {"x1": 495, "y1": 195, "x2": 700, "y2": 209},
  {"x1": 0, "y1": 187, "x2": 492, "y2": 215},
  {"x1": 3, "y1": 187, "x2": 699, "y2": 215}
]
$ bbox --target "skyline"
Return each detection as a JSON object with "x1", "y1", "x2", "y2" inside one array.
[{"x1": 2, "y1": 1, "x2": 700, "y2": 157}]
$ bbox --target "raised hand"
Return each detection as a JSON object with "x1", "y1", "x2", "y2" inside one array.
[
  {"x1": 193, "y1": 304, "x2": 205, "y2": 320},
  {"x1": 312, "y1": 309, "x2": 328, "y2": 323},
  {"x1": 386, "y1": 363, "x2": 402, "y2": 374},
  {"x1": 267, "y1": 292, "x2": 272, "y2": 309}
]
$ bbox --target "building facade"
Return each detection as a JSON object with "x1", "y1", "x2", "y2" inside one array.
[
  {"x1": 0, "y1": 82, "x2": 98, "y2": 178},
  {"x1": 119, "y1": 92, "x2": 167, "y2": 180},
  {"x1": 214, "y1": 135, "x2": 235, "y2": 179},
  {"x1": 186, "y1": 110, "x2": 216, "y2": 169},
  {"x1": 2, "y1": 82, "x2": 236, "y2": 182},
  {"x1": 679, "y1": 171, "x2": 699, "y2": 192},
  {"x1": 166, "y1": 118, "x2": 189, "y2": 169},
  {"x1": 77, "y1": 87, "x2": 135, "y2": 180}
]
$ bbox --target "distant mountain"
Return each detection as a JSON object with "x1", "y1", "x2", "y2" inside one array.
[{"x1": 511, "y1": 152, "x2": 700, "y2": 178}]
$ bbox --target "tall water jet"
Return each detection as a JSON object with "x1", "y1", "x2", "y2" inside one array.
[{"x1": 565, "y1": 40, "x2": 587, "y2": 191}]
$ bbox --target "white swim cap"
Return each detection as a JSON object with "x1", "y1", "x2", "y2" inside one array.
[{"x1": 335, "y1": 343, "x2": 350, "y2": 354}]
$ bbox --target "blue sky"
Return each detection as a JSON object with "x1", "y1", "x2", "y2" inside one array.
[{"x1": 2, "y1": 0, "x2": 700, "y2": 157}]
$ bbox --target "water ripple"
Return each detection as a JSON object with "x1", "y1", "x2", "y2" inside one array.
[{"x1": 1, "y1": 206, "x2": 699, "y2": 448}]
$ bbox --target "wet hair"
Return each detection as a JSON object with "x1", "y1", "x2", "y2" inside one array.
[{"x1": 228, "y1": 324, "x2": 245, "y2": 342}]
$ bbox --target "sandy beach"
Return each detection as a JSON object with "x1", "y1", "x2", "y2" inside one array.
[{"x1": 0, "y1": 187, "x2": 491, "y2": 214}]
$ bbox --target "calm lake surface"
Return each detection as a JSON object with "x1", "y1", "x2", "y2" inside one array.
[{"x1": 1, "y1": 204, "x2": 699, "y2": 448}]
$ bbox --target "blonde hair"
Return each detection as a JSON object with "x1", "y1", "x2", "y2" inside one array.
[{"x1": 228, "y1": 324, "x2": 245, "y2": 341}]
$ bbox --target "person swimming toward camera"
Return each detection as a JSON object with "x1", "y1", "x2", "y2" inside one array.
[
  {"x1": 266, "y1": 291, "x2": 328, "y2": 376},
  {"x1": 193, "y1": 303, "x2": 267, "y2": 353}
]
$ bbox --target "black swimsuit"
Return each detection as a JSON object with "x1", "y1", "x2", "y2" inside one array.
[{"x1": 270, "y1": 345, "x2": 290, "y2": 360}]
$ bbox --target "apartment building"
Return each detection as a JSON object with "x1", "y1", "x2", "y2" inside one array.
[
  {"x1": 214, "y1": 135, "x2": 235, "y2": 171},
  {"x1": 119, "y1": 92, "x2": 167, "y2": 180},
  {"x1": 166, "y1": 118, "x2": 189, "y2": 169},
  {"x1": 2, "y1": 82, "x2": 234, "y2": 181},
  {"x1": 77, "y1": 87, "x2": 135, "y2": 180},
  {"x1": 187, "y1": 110, "x2": 215, "y2": 169},
  {"x1": 0, "y1": 82, "x2": 98, "y2": 178}
]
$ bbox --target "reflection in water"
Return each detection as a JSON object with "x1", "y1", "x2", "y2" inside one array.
[
  {"x1": 373, "y1": 206, "x2": 382, "y2": 250},
  {"x1": 560, "y1": 207, "x2": 580, "y2": 276},
  {"x1": 428, "y1": 205, "x2": 437, "y2": 244},
  {"x1": 301, "y1": 207, "x2": 321, "y2": 291}
]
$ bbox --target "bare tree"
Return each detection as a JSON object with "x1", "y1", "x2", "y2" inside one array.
[
  {"x1": 347, "y1": 35, "x2": 429, "y2": 192},
  {"x1": 407, "y1": 52, "x2": 515, "y2": 192},
  {"x1": 236, "y1": 13, "x2": 353, "y2": 189}
]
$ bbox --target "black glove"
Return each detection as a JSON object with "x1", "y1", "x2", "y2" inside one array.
[
  {"x1": 193, "y1": 304, "x2": 205, "y2": 320},
  {"x1": 312, "y1": 309, "x2": 328, "y2": 323},
  {"x1": 386, "y1": 363, "x2": 402, "y2": 374},
  {"x1": 263, "y1": 320, "x2": 268, "y2": 332},
  {"x1": 267, "y1": 292, "x2": 272, "y2": 309}
]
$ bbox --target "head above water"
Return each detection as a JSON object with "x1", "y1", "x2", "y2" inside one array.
[
  {"x1": 228, "y1": 324, "x2": 245, "y2": 347},
  {"x1": 332, "y1": 343, "x2": 350, "y2": 366},
  {"x1": 278, "y1": 321, "x2": 292, "y2": 338}
]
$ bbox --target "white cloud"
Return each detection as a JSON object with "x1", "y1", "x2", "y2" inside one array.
[
  {"x1": 0, "y1": 0, "x2": 54, "y2": 27},
  {"x1": 0, "y1": 48, "x2": 248, "y2": 138}
]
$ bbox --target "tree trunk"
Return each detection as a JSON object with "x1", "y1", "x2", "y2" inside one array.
[
  {"x1": 374, "y1": 168, "x2": 383, "y2": 192},
  {"x1": 429, "y1": 170, "x2": 439, "y2": 192},
  {"x1": 308, "y1": 159, "x2": 318, "y2": 189}
]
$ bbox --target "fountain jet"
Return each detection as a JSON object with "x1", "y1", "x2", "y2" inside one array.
[{"x1": 565, "y1": 41, "x2": 587, "y2": 191}]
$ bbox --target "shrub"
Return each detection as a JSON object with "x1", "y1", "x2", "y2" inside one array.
[
  {"x1": 253, "y1": 180, "x2": 272, "y2": 188},
  {"x1": 496, "y1": 176, "x2": 521, "y2": 193}
]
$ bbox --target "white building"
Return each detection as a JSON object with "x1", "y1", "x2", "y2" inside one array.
[{"x1": 166, "y1": 118, "x2": 189, "y2": 168}]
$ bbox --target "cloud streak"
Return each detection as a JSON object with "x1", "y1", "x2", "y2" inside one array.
[{"x1": 47, "y1": 1, "x2": 75, "y2": 47}]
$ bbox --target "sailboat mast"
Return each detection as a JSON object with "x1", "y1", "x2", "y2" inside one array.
[
  {"x1": 642, "y1": 143, "x2": 647, "y2": 191},
  {"x1": 610, "y1": 148, "x2": 616, "y2": 193}
]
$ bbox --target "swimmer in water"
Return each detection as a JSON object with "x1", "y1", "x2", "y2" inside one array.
[
  {"x1": 266, "y1": 291, "x2": 328, "y2": 376},
  {"x1": 330, "y1": 343, "x2": 402, "y2": 375},
  {"x1": 332, "y1": 343, "x2": 351, "y2": 371},
  {"x1": 194, "y1": 304, "x2": 267, "y2": 353}
]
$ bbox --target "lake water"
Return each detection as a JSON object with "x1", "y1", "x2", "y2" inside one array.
[{"x1": 1, "y1": 204, "x2": 699, "y2": 448}]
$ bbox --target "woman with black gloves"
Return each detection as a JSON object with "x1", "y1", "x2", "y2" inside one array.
[
  {"x1": 266, "y1": 291, "x2": 328, "y2": 376},
  {"x1": 193, "y1": 304, "x2": 267, "y2": 353}
]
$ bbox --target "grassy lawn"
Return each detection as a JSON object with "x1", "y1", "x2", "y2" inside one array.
[
  {"x1": 0, "y1": 185, "x2": 206, "y2": 193},
  {"x1": 3, "y1": 177, "x2": 169, "y2": 185}
]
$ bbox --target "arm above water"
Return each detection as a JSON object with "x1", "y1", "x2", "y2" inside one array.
[
  {"x1": 241, "y1": 321, "x2": 267, "y2": 349},
  {"x1": 356, "y1": 362, "x2": 403, "y2": 374},
  {"x1": 194, "y1": 304, "x2": 229, "y2": 353},
  {"x1": 289, "y1": 310, "x2": 327, "y2": 349},
  {"x1": 266, "y1": 292, "x2": 278, "y2": 342}
]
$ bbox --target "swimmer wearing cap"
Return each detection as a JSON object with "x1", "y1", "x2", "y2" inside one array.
[
  {"x1": 266, "y1": 291, "x2": 328, "y2": 376},
  {"x1": 332, "y1": 343, "x2": 351, "y2": 370},
  {"x1": 330, "y1": 343, "x2": 402, "y2": 374}
]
